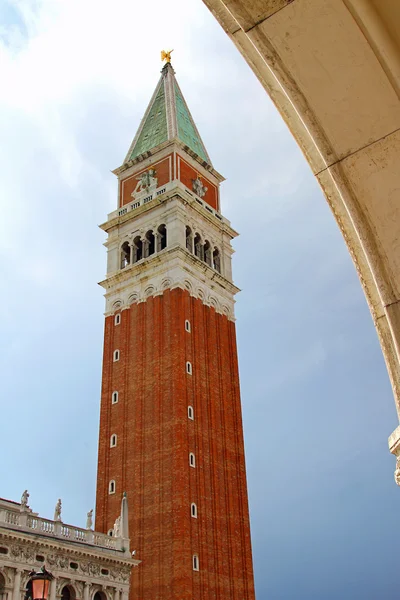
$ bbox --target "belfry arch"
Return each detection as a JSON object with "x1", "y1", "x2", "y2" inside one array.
[{"x1": 202, "y1": 0, "x2": 400, "y2": 471}]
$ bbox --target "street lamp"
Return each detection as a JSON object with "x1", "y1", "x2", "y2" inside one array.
[{"x1": 26, "y1": 567, "x2": 54, "y2": 600}]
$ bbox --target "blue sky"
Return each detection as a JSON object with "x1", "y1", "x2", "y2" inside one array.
[{"x1": 0, "y1": 0, "x2": 398, "y2": 598}]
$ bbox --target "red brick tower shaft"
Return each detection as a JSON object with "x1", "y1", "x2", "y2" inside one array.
[{"x1": 95, "y1": 61, "x2": 255, "y2": 599}]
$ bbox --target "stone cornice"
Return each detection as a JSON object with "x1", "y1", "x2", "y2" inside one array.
[
  {"x1": 99, "y1": 245, "x2": 239, "y2": 296},
  {"x1": 0, "y1": 529, "x2": 136, "y2": 568},
  {"x1": 113, "y1": 139, "x2": 224, "y2": 185}
]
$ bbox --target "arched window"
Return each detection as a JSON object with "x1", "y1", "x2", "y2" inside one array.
[
  {"x1": 192, "y1": 554, "x2": 199, "y2": 571},
  {"x1": 61, "y1": 586, "x2": 76, "y2": 600},
  {"x1": 188, "y1": 406, "x2": 194, "y2": 420},
  {"x1": 157, "y1": 224, "x2": 167, "y2": 251},
  {"x1": 107, "y1": 529, "x2": 113, "y2": 537},
  {"x1": 112, "y1": 391, "x2": 119, "y2": 404},
  {"x1": 189, "y1": 452, "x2": 195, "y2": 468},
  {"x1": 194, "y1": 233, "x2": 203, "y2": 260},
  {"x1": 144, "y1": 230, "x2": 155, "y2": 258},
  {"x1": 110, "y1": 434, "x2": 117, "y2": 448},
  {"x1": 204, "y1": 240, "x2": 212, "y2": 267},
  {"x1": 132, "y1": 236, "x2": 143, "y2": 263},
  {"x1": 61, "y1": 587, "x2": 70, "y2": 600},
  {"x1": 108, "y1": 480, "x2": 116, "y2": 494},
  {"x1": 186, "y1": 361, "x2": 192, "y2": 375},
  {"x1": 213, "y1": 248, "x2": 221, "y2": 273},
  {"x1": 120, "y1": 242, "x2": 131, "y2": 269},
  {"x1": 113, "y1": 350, "x2": 120, "y2": 362},
  {"x1": 114, "y1": 313, "x2": 121, "y2": 325},
  {"x1": 185, "y1": 226, "x2": 193, "y2": 253},
  {"x1": 185, "y1": 319, "x2": 191, "y2": 333},
  {"x1": 191, "y1": 503, "x2": 197, "y2": 518}
]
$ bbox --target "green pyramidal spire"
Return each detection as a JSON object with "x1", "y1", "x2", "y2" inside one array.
[{"x1": 124, "y1": 62, "x2": 211, "y2": 165}]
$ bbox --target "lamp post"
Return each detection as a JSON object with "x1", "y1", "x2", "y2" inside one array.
[{"x1": 25, "y1": 567, "x2": 54, "y2": 600}]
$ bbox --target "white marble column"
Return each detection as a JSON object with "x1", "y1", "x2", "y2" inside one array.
[
  {"x1": 83, "y1": 582, "x2": 90, "y2": 600},
  {"x1": 113, "y1": 589, "x2": 120, "y2": 600},
  {"x1": 12, "y1": 569, "x2": 21, "y2": 600},
  {"x1": 49, "y1": 577, "x2": 56, "y2": 600}
]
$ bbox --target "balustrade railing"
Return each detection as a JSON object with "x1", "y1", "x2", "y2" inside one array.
[
  {"x1": 108, "y1": 180, "x2": 227, "y2": 224},
  {"x1": 0, "y1": 509, "x2": 125, "y2": 552},
  {"x1": 4, "y1": 511, "x2": 19, "y2": 525}
]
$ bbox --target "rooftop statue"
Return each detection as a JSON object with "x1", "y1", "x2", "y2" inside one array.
[{"x1": 161, "y1": 49, "x2": 173, "y2": 64}]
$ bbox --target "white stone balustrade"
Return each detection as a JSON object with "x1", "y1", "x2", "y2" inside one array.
[
  {"x1": 107, "y1": 180, "x2": 228, "y2": 225},
  {"x1": 0, "y1": 508, "x2": 126, "y2": 554}
]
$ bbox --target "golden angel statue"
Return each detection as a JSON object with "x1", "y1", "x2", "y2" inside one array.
[{"x1": 161, "y1": 49, "x2": 174, "y2": 64}]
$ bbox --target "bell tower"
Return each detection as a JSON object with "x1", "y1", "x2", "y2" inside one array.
[{"x1": 95, "y1": 58, "x2": 255, "y2": 600}]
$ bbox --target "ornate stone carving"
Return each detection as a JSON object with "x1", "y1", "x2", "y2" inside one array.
[
  {"x1": 132, "y1": 169, "x2": 158, "y2": 198},
  {"x1": 54, "y1": 499, "x2": 62, "y2": 522},
  {"x1": 22, "y1": 546, "x2": 34, "y2": 561},
  {"x1": 192, "y1": 177, "x2": 208, "y2": 198},
  {"x1": 113, "y1": 516, "x2": 121, "y2": 538},
  {"x1": 89, "y1": 562, "x2": 100, "y2": 576},
  {"x1": 58, "y1": 555, "x2": 68, "y2": 569},
  {"x1": 20, "y1": 490, "x2": 29, "y2": 509},
  {"x1": 80, "y1": 561, "x2": 89, "y2": 573},
  {"x1": 47, "y1": 554, "x2": 57, "y2": 566},
  {"x1": 11, "y1": 545, "x2": 22, "y2": 557},
  {"x1": 86, "y1": 509, "x2": 93, "y2": 530},
  {"x1": 394, "y1": 456, "x2": 400, "y2": 485}
]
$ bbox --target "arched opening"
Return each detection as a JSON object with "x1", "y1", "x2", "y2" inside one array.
[
  {"x1": 93, "y1": 592, "x2": 107, "y2": 600},
  {"x1": 0, "y1": 573, "x2": 6, "y2": 600},
  {"x1": 120, "y1": 242, "x2": 130, "y2": 269},
  {"x1": 194, "y1": 233, "x2": 203, "y2": 260},
  {"x1": 144, "y1": 230, "x2": 155, "y2": 258},
  {"x1": 157, "y1": 224, "x2": 167, "y2": 251},
  {"x1": 186, "y1": 226, "x2": 193, "y2": 253},
  {"x1": 205, "y1": 0, "x2": 400, "y2": 445},
  {"x1": 204, "y1": 240, "x2": 212, "y2": 267},
  {"x1": 61, "y1": 586, "x2": 76, "y2": 600},
  {"x1": 132, "y1": 236, "x2": 142, "y2": 263},
  {"x1": 213, "y1": 247, "x2": 221, "y2": 273}
]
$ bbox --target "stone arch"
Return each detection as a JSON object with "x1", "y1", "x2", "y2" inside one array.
[
  {"x1": 184, "y1": 279, "x2": 193, "y2": 293},
  {"x1": 112, "y1": 300, "x2": 122, "y2": 310},
  {"x1": 128, "y1": 292, "x2": 139, "y2": 305},
  {"x1": 92, "y1": 589, "x2": 109, "y2": 600},
  {"x1": 132, "y1": 235, "x2": 143, "y2": 264},
  {"x1": 203, "y1": 0, "x2": 400, "y2": 465},
  {"x1": 60, "y1": 584, "x2": 77, "y2": 600},
  {"x1": 120, "y1": 241, "x2": 130, "y2": 270},
  {"x1": 185, "y1": 225, "x2": 194, "y2": 253},
  {"x1": 194, "y1": 233, "x2": 204, "y2": 260},
  {"x1": 204, "y1": 240, "x2": 212, "y2": 266},
  {"x1": 157, "y1": 223, "x2": 167, "y2": 251},
  {"x1": 221, "y1": 304, "x2": 230, "y2": 318},
  {"x1": 144, "y1": 229, "x2": 155, "y2": 258},
  {"x1": 209, "y1": 296, "x2": 220, "y2": 312},
  {"x1": 212, "y1": 246, "x2": 221, "y2": 273},
  {"x1": 161, "y1": 278, "x2": 172, "y2": 290},
  {"x1": 144, "y1": 285, "x2": 155, "y2": 298},
  {"x1": 197, "y1": 287, "x2": 205, "y2": 301}
]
